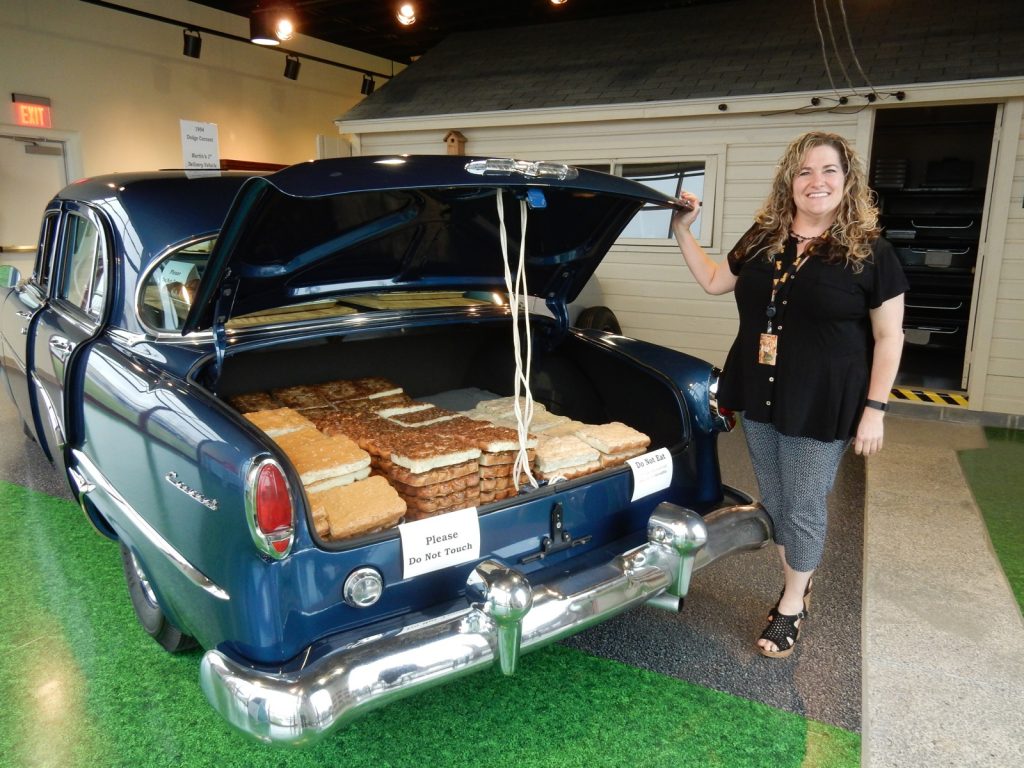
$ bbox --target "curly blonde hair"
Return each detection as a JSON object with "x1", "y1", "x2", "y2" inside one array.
[{"x1": 736, "y1": 131, "x2": 879, "y2": 270}]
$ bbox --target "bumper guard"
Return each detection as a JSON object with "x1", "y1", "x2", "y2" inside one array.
[{"x1": 200, "y1": 501, "x2": 770, "y2": 745}]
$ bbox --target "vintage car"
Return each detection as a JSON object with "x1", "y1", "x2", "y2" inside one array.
[{"x1": 0, "y1": 156, "x2": 771, "y2": 746}]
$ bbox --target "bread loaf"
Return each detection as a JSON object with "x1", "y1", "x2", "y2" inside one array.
[{"x1": 309, "y1": 476, "x2": 406, "y2": 540}]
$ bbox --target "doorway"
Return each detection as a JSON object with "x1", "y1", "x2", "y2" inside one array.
[
  {"x1": 0, "y1": 133, "x2": 69, "y2": 276},
  {"x1": 869, "y1": 104, "x2": 997, "y2": 394}
]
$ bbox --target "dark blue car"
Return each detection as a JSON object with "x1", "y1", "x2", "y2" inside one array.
[{"x1": 0, "y1": 156, "x2": 770, "y2": 745}]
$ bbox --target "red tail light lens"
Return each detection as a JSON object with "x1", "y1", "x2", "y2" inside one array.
[{"x1": 246, "y1": 458, "x2": 294, "y2": 558}]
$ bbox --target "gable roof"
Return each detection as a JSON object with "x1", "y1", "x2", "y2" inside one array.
[{"x1": 341, "y1": 0, "x2": 1024, "y2": 122}]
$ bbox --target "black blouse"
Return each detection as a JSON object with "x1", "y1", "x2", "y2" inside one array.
[{"x1": 717, "y1": 228, "x2": 909, "y2": 442}]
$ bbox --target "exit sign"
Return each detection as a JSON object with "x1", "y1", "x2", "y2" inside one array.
[{"x1": 11, "y1": 93, "x2": 52, "y2": 129}]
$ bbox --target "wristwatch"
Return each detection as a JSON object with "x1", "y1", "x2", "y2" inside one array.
[{"x1": 864, "y1": 399, "x2": 889, "y2": 412}]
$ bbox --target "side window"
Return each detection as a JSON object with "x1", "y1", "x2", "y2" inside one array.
[
  {"x1": 137, "y1": 238, "x2": 214, "y2": 332},
  {"x1": 578, "y1": 154, "x2": 720, "y2": 249},
  {"x1": 619, "y1": 161, "x2": 706, "y2": 240},
  {"x1": 59, "y1": 213, "x2": 108, "y2": 321},
  {"x1": 34, "y1": 213, "x2": 60, "y2": 291}
]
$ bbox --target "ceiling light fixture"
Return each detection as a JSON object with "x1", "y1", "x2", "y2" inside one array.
[
  {"x1": 80, "y1": 1, "x2": 392, "y2": 87},
  {"x1": 396, "y1": 3, "x2": 416, "y2": 26},
  {"x1": 283, "y1": 54, "x2": 301, "y2": 80},
  {"x1": 182, "y1": 28, "x2": 202, "y2": 58},
  {"x1": 550, "y1": 0, "x2": 569, "y2": 5},
  {"x1": 250, "y1": 12, "x2": 279, "y2": 45},
  {"x1": 360, "y1": 73, "x2": 376, "y2": 95},
  {"x1": 250, "y1": 7, "x2": 295, "y2": 45}
]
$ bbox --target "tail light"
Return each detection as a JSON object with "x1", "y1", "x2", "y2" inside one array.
[
  {"x1": 708, "y1": 367, "x2": 736, "y2": 432},
  {"x1": 245, "y1": 457, "x2": 294, "y2": 559}
]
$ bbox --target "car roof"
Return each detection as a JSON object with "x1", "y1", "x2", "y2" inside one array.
[{"x1": 58, "y1": 171, "x2": 257, "y2": 264}]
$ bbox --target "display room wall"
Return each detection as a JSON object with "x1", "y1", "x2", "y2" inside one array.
[{"x1": 0, "y1": 0, "x2": 395, "y2": 176}]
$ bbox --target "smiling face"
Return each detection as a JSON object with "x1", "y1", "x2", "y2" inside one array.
[{"x1": 791, "y1": 144, "x2": 847, "y2": 228}]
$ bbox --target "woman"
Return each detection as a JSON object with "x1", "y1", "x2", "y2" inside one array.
[{"x1": 671, "y1": 131, "x2": 907, "y2": 658}]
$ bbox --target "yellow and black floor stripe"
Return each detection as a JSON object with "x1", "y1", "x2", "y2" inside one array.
[{"x1": 891, "y1": 387, "x2": 969, "y2": 407}]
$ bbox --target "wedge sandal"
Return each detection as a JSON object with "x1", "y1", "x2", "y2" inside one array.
[{"x1": 758, "y1": 609, "x2": 806, "y2": 659}]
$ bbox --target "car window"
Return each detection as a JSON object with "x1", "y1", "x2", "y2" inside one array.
[
  {"x1": 59, "y1": 213, "x2": 108, "y2": 321},
  {"x1": 138, "y1": 238, "x2": 213, "y2": 332},
  {"x1": 34, "y1": 212, "x2": 60, "y2": 291}
]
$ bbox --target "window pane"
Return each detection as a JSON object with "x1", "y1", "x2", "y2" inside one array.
[
  {"x1": 138, "y1": 238, "x2": 214, "y2": 332},
  {"x1": 60, "y1": 214, "x2": 104, "y2": 315},
  {"x1": 619, "y1": 161, "x2": 705, "y2": 239},
  {"x1": 34, "y1": 213, "x2": 59, "y2": 290}
]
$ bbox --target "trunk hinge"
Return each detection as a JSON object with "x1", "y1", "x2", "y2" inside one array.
[
  {"x1": 209, "y1": 274, "x2": 239, "y2": 390},
  {"x1": 544, "y1": 294, "x2": 570, "y2": 346}
]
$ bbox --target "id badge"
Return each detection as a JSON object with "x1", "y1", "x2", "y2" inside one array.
[{"x1": 758, "y1": 333, "x2": 778, "y2": 366}]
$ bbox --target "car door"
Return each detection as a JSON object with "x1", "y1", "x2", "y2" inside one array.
[
  {"x1": 31, "y1": 203, "x2": 110, "y2": 475},
  {"x1": 0, "y1": 209, "x2": 60, "y2": 449}
]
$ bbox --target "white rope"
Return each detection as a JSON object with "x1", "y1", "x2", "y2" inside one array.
[{"x1": 496, "y1": 189, "x2": 539, "y2": 490}]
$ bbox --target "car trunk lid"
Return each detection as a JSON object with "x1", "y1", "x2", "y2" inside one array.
[{"x1": 181, "y1": 156, "x2": 676, "y2": 338}]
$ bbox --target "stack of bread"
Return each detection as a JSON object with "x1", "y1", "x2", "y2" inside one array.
[
  {"x1": 231, "y1": 378, "x2": 653, "y2": 539},
  {"x1": 574, "y1": 422, "x2": 651, "y2": 468},
  {"x1": 237, "y1": 382, "x2": 409, "y2": 542},
  {"x1": 461, "y1": 396, "x2": 572, "y2": 434}
]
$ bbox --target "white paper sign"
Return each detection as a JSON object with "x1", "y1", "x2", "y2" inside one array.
[
  {"x1": 160, "y1": 259, "x2": 199, "y2": 285},
  {"x1": 180, "y1": 119, "x2": 220, "y2": 170},
  {"x1": 400, "y1": 506, "x2": 481, "y2": 578},
  {"x1": 629, "y1": 447, "x2": 673, "y2": 501}
]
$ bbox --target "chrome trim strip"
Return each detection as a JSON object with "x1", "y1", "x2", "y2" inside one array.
[
  {"x1": 71, "y1": 449, "x2": 229, "y2": 601},
  {"x1": 31, "y1": 373, "x2": 65, "y2": 449},
  {"x1": 199, "y1": 502, "x2": 772, "y2": 745},
  {"x1": 708, "y1": 366, "x2": 734, "y2": 432}
]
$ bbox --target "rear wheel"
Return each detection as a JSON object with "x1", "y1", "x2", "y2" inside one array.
[
  {"x1": 575, "y1": 305, "x2": 622, "y2": 334},
  {"x1": 119, "y1": 542, "x2": 197, "y2": 653}
]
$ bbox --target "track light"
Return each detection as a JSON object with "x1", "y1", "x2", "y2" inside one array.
[
  {"x1": 360, "y1": 73, "x2": 376, "y2": 95},
  {"x1": 182, "y1": 28, "x2": 202, "y2": 58},
  {"x1": 283, "y1": 54, "x2": 301, "y2": 80},
  {"x1": 250, "y1": 8, "x2": 296, "y2": 46},
  {"x1": 396, "y1": 3, "x2": 416, "y2": 26}
]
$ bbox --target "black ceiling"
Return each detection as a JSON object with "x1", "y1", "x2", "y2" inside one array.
[{"x1": 189, "y1": 1, "x2": 710, "y2": 63}]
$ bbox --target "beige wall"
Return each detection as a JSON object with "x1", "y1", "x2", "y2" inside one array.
[{"x1": 0, "y1": 0, "x2": 394, "y2": 176}]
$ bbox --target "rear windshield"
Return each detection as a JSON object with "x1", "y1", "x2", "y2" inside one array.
[{"x1": 137, "y1": 239, "x2": 500, "y2": 334}]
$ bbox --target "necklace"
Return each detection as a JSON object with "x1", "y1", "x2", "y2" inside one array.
[{"x1": 788, "y1": 229, "x2": 824, "y2": 243}]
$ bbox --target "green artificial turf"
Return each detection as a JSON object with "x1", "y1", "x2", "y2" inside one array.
[
  {"x1": 0, "y1": 480, "x2": 859, "y2": 768},
  {"x1": 958, "y1": 426, "x2": 1024, "y2": 614}
]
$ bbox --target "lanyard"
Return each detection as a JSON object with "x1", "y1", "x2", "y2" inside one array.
[{"x1": 765, "y1": 252, "x2": 805, "y2": 334}]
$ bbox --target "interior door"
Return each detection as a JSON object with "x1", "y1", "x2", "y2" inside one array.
[
  {"x1": 0, "y1": 134, "x2": 68, "y2": 253},
  {"x1": 31, "y1": 203, "x2": 110, "y2": 475}
]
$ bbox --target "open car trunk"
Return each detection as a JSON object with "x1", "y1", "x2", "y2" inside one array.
[
  {"x1": 209, "y1": 321, "x2": 690, "y2": 545},
  {"x1": 216, "y1": 324, "x2": 686, "y2": 447}
]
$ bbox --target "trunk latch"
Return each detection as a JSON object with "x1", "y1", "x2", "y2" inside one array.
[{"x1": 520, "y1": 502, "x2": 591, "y2": 564}]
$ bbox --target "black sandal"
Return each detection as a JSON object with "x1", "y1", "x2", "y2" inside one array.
[
  {"x1": 767, "y1": 578, "x2": 813, "y2": 621},
  {"x1": 758, "y1": 609, "x2": 806, "y2": 658}
]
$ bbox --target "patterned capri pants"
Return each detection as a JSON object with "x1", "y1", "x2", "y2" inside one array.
[{"x1": 742, "y1": 418, "x2": 849, "y2": 572}]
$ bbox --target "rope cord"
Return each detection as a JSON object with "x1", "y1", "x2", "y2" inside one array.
[
  {"x1": 496, "y1": 189, "x2": 539, "y2": 489},
  {"x1": 812, "y1": 0, "x2": 839, "y2": 96},
  {"x1": 837, "y1": 0, "x2": 876, "y2": 93}
]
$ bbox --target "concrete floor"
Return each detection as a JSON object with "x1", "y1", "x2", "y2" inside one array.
[{"x1": 862, "y1": 416, "x2": 1024, "y2": 767}]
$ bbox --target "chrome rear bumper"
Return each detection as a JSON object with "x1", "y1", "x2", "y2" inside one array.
[{"x1": 200, "y1": 501, "x2": 770, "y2": 745}]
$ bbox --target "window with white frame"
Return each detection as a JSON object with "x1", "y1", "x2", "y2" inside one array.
[{"x1": 579, "y1": 156, "x2": 717, "y2": 248}]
